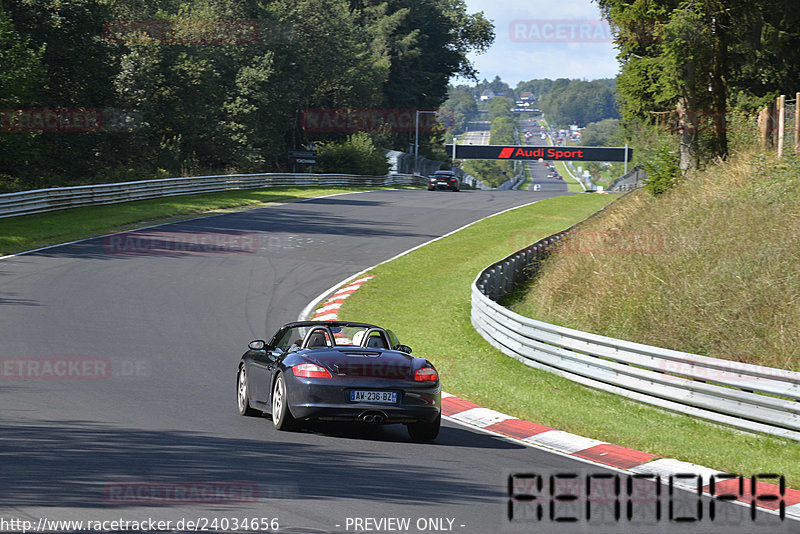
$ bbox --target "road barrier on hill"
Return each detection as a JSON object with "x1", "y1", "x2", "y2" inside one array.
[
  {"x1": 0, "y1": 173, "x2": 426, "y2": 218},
  {"x1": 471, "y1": 227, "x2": 800, "y2": 442}
]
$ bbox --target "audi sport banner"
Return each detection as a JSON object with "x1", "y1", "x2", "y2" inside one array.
[{"x1": 445, "y1": 144, "x2": 633, "y2": 162}]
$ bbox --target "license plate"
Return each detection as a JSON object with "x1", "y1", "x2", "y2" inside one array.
[
  {"x1": 349, "y1": 390, "x2": 398, "y2": 404},
  {"x1": 437, "y1": 181, "x2": 450, "y2": 186}
]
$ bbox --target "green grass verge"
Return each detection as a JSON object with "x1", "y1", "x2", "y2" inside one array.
[
  {"x1": 518, "y1": 162, "x2": 532, "y2": 190},
  {"x1": 335, "y1": 193, "x2": 800, "y2": 489},
  {"x1": 0, "y1": 186, "x2": 410, "y2": 256},
  {"x1": 554, "y1": 160, "x2": 586, "y2": 193}
]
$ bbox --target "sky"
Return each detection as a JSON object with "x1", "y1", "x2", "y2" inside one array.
[{"x1": 457, "y1": 0, "x2": 621, "y2": 88}]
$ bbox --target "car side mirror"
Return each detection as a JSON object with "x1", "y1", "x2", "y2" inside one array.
[
  {"x1": 248, "y1": 340, "x2": 267, "y2": 351},
  {"x1": 394, "y1": 344, "x2": 412, "y2": 354}
]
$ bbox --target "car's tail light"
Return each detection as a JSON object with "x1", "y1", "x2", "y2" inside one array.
[
  {"x1": 293, "y1": 363, "x2": 331, "y2": 378},
  {"x1": 414, "y1": 366, "x2": 438, "y2": 382}
]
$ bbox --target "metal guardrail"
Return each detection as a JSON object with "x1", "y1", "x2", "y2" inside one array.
[
  {"x1": 609, "y1": 165, "x2": 647, "y2": 192},
  {"x1": 471, "y1": 228, "x2": 800, "y2": 442},
  {"x1": 0, "y1": 173, "x2": 426, "y2": 218},
  {"x1": 385, "y1": 150, "x2": 488, "y2": 190}
]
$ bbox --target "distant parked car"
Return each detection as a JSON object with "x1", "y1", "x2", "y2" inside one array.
[{"x1": 427, "y1": 170, "x2": 460, "y2": 192}]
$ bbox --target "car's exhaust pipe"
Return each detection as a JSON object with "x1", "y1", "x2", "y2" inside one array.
[{"x1": 359, "y1": 411, "x2": 386, "y2": 424}]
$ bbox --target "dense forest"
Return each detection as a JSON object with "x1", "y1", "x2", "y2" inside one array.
[{"x1": 0, "y1": 0, "x2": 493, "y2": 191}]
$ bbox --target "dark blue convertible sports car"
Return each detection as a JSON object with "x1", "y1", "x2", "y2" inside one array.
[{"x1": 236, "y1": 321, "x2": 441, "y2": 441}]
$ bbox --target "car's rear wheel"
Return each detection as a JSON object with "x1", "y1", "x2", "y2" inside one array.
[
  {"x1": 237, "y1": 365, "x2": 260, "y2": 416},
  {"x1": 407, "y1": 412, "x2": 440, "y2": 442},
  {"x1": 272, "y1": 373, "x2": 298, "y2": 430}
]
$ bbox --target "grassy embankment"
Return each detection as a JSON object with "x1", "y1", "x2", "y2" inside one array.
[
  {"x1": 0, "y1": 186, "x2": 408, "y2": 256},
  {"x1": 336, "y1": 169, "x2": 800, "y2": 488},
  {"x1": 511, "y1": 149, "x2": 800, "y2": 371}
]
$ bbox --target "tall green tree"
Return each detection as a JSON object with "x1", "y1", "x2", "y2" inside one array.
[
  {"x1": 352, "y1": 0, "x2": 493, "y2": 154},
  {"x1": 439, "y1": 84, "x2": 478, "y2": 134},
  {"x1": 4, "y1": 0, "x2": 117, "y2": 182},
  {"x1": 596, "y1": 0, "x2": 800, "y2": 170},
  {"x1": 0, "y1": 6, "x2": 45, "y2": 183}
]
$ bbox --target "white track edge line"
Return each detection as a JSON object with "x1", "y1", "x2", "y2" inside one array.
[{"x1": 298, "y1": 198, "x2": 545, "y2": 321}]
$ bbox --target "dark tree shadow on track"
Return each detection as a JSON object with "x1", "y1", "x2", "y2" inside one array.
[
  {"x1": 0, "y1": 419, "x2": 511, "y2": 509},
  {"x1": 15, "y1": 201, "x2": 431, "y2": 261}
]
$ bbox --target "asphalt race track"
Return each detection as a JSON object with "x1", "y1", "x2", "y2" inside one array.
[
  {"x1": 0, "y1": 189, "x2": 791, "y2": 534},
  {"x1": 520, "y1": 119, "x2": 569, "y2": 194}
]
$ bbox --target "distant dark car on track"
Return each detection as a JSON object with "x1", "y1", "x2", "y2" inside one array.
[
  {"x1": 237, "y1": 321, "x2": 442, "y2": 441},
  {"x1": 427, "y1": 170, "x2": 460, "y2": 191}
]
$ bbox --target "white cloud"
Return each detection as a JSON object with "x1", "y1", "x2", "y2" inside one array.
[{"x1": 458, "y1": 0, "x2": 620, "y2": 86}]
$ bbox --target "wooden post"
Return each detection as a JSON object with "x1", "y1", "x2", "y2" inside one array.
[
  {"x1": 795, "y1": 92, "x2": 800, "y2": 154},
  {"x1": 760, "y1": 103, "x2": 774, "y2": 152},
  {"x1": 777, "y1": 95, "x2": 786, "y2": 157}
]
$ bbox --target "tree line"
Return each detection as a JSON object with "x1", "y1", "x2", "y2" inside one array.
[{"x1": 0, "y1": 0, "x2": 493, "y2": 192}]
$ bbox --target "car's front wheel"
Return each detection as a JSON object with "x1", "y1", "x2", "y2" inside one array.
[
  {"x1": 237, "y1": 365, "x2": 260, "y2": 416},
  {"x1": 407, "y1": 412, "x2": 440, "y2": 442},
  {"x1": 271, "y1": 373, "x2": 298, "y2": 430}
]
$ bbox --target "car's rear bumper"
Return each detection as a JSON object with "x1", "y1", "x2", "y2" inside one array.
[
  {"x1": 290, "y1": 404, "x2": 440, "y2": 424},
  {"x1": 286, "y1": 376, "x2": 441, "y2": 424},
  {"x1": 428, "y1": 182, "x2": 458, "y2": 191}
]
